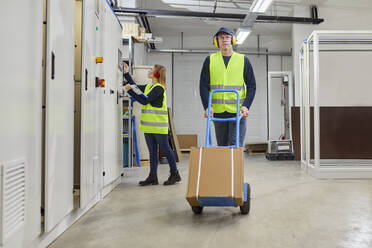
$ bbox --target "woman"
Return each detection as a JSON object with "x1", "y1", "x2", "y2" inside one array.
[{"x1": 123, "y1": 63, "x2": 181, "y2": 186}]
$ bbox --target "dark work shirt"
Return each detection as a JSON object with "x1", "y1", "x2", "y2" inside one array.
[
  {"x1": 199, "y1": 54, "x2": 256, "y2": 118},
  {"x1": 124, "y1": 73, "x2": 164, "y2": 108}
]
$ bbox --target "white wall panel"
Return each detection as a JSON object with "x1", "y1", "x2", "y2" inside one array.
[
  {"x1": 243, "y1": 55, "x2": 268, "y2": 143},
  {"x1": 44, "y1": 0, "x2": 75, "y2": 233},
  {"x1": 173, "y1": 53, "x2": 208, "y2": 146},
  {"x1": 147, "y1": 52, "x2": 268, "y2": 146},
  {"x1": 268, "y1": 55, "x2": 293, "y2": 72},
  {"x1": 134, "y1": 43, "x2": 148, "y2": 65},
  {"x1": 292, "y1": 2, "x2": 372, "y2": 106},
  {"x1": 147, "y1": 33, "x2": 291, "y2": 146},
  {"x1": 318, "y1": 52, "x2": 372, "y2": 106},
  {"x1": 0, "y1": 0, "x2": 43, "y2": 246},
  {"x1": 306, "y1": 50, "x2": 372, "y2": 108}
]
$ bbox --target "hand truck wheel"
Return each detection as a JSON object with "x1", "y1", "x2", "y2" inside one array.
[
  {"x1": 240, "y1": 183, "x2": 251, "y2": 215},
  {"x1": 192, "y1": 206, "x2": 203, "y2": 214}
]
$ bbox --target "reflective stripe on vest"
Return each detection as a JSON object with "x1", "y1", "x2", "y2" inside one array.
[
  {"x1": 141, "y1": 109, "x2": 168, "y2": 115},
  {"x1": 212, "y1": 98, "x2": 245, "y2": 104},
  {"x1": 139, "y1": 83, "x2": 168, "y2": 134},
  {"x1": 140, "y1": 120, "x2": 168, "y2": 127},
  {"x1": 209, "y1": 51, "x2": 246, "y2": 113},
  {"x1": 210, "y1": 85, "x2": 244, "y2": 91}
]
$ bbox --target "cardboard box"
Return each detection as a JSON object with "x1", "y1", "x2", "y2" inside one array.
[
  {"x1": 186, "y1": 147, "x2": 244, "y2": 207},
  {"x1": 138, "y1": 27, "x2": 146, "y2": 39},
  {"x1": 178, "y1": 134, "x2": 198, "y2": 150},
  {"x1": 122, "y1": 22, "x2": 139, "y2": 37}
]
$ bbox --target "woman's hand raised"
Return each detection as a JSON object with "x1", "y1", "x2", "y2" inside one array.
[
  {"x1": 122, "y1": 62, "x2": 129, "y2": 73},
  {"x1": 124, "y1": 84, "x2": 131, "y2": 91}
]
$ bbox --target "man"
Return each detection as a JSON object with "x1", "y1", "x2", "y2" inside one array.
[{"x1": 199, "y1": 27, "x2": 256, "y2": 147}]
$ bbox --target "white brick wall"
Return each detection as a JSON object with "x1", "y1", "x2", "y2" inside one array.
[{"x1": 146, "y1": 33, "x2": 293, "y2": 145}]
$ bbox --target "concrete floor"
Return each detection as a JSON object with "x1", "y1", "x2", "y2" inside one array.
[{"x1": 50, "y1": 154, "x2": 372, "y2": 248}]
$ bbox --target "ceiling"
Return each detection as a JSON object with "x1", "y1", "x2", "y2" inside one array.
[
  {"x1": 130, "y1": 0, "x2": 320, "y2": 37},
  {"x1": 118, "y1": 0, "x2": 371, "y2": 39}
]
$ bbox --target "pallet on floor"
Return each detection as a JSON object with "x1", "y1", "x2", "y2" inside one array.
[
  {"x1": 140, "y1": 160, "x2": 150, "y2": 166},
  {"x1": 245, "y1": 142, "x2": 268, "y2": 155}
]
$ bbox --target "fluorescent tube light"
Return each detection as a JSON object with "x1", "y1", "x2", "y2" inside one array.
[
  {"x1": 236, "y1": 28, "x2": 252, "y2": 45},
  {"x1": 250, "y1": 0, "x2": 274, "y2": 13}
]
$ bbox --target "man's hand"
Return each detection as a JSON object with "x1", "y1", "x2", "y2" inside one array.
[
  {"x1": 240, "y1": 106, "x2": 249, "y2": 118},
  {"x1": 204, "y1": 107, "x2": 214, "y2": 118},
  {"x1": 122, "y1": 62, "x2": 129, "y2": 73},
  {"x1": 124, "y1": 84, "x2": 131, "y2": 91}
]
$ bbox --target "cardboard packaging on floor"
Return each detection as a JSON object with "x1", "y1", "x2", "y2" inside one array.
[
  {"x1": 186, "y1": 147, "x2": 244, "y2": 206},
  {"x1": 178, "y1": 134, "x2": 198, "y2": 150}
]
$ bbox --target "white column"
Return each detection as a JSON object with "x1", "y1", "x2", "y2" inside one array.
[
  {"x1": 305, "y1": 40, "x2": 311, "y2": 169},
  {"x1": 313, "y1": 32, "x2": 320, "y2": 170}
]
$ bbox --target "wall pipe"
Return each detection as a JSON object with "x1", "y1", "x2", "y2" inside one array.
[
  {"x1": 114, "y1": 7, "x2": 324, "y2": 24},
  {"x1": 148, "y1": 48, "x2": 292, "y2": 56}
]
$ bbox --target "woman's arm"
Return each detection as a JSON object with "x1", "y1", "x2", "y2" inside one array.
[
  {"x1": 127, "y1": 85, "x2": 164, "y2": 106},
  {"x1": 124, "y1": 73, "x2": 146, "y2": 91},
  {"x1": 126, "y1": 87, "x2": 147, "y2": 105},
  {"x1": 123, "y1": 73, "x2": 136, "y2": 85},
  {"x1": 122, "y1": 62, "x2": 146, "y2": 90},
  {"x1": 123, "y1": 72, "x2": 147, "y2": 105}
]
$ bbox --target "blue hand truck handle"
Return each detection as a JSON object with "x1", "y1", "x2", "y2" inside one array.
[{"x1": 205, "y1": 89, "x2": 242, "y2": 148}]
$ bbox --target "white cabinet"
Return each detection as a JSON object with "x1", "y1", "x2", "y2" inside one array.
[
  {"x1": 0, "y1": 0, "x2": 43, "y2": 246},
  {"x1": 102, "y1": 2, "x2": 123, "y2": 186},
  {"x1": 79, "y1": 0, "x2": 101, "y2": 209},
  {"x1": 44, "y1": 0, "x2": 75, "y2": 233}
]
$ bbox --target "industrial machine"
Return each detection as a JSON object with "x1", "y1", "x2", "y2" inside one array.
[{"x1": 266, "y1": 71, "x2": 295, "y2": 161}]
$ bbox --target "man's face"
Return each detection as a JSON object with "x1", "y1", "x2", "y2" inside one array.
[{"x1": 218, "y1": 33, "x2": 232, "y2": 49}]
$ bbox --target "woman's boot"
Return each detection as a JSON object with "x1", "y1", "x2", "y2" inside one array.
[
  {"x1": 163, "y1": 170, "x2": 181, "y2": 185},
  {"x1": 139, "y1": 172, "x2": 159, "y2": 186}
]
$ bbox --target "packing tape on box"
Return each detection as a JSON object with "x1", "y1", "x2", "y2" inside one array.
[
  {"x1": 231, "y1": 148, "x2": 234, "y2": 198},
  {"x1": 196, "y1": 147, "x2": 203, "y2": 201}
]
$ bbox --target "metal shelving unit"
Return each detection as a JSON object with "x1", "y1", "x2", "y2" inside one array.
[{"x1": 122, "y1": 35, "x2": 134, "y2": 167}]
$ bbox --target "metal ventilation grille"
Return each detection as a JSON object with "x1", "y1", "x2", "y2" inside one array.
[{"x1": 1, "y1": 159, "x2": 26, "y2": 245}]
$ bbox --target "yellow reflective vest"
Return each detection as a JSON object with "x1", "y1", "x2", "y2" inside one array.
[
  {"x1": 209, "y1": 51, "x2": 246, "y2": 113},
  {"x1": 139, "y1": 83, "x2": 168, "y2": 134}
]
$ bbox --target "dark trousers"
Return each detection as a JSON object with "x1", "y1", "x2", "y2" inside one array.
[
  {"x1": 144, "y1": 133, "x2": 177, "y2": 174},
  {"x1": 213, "y1": 117, "x2": 246, "y2": 147}
]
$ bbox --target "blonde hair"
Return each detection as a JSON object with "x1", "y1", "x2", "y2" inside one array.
[{"x1": 154, "y1": 64, "x2": 166, "y2": 88}]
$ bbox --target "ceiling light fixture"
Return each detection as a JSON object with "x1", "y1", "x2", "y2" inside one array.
[
  {"x1": 236, "y1": 28, "x2": 252, "y2": 45},
  {"x1": 250, "y1": 0, "x2": 274, "y2": 13}
]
